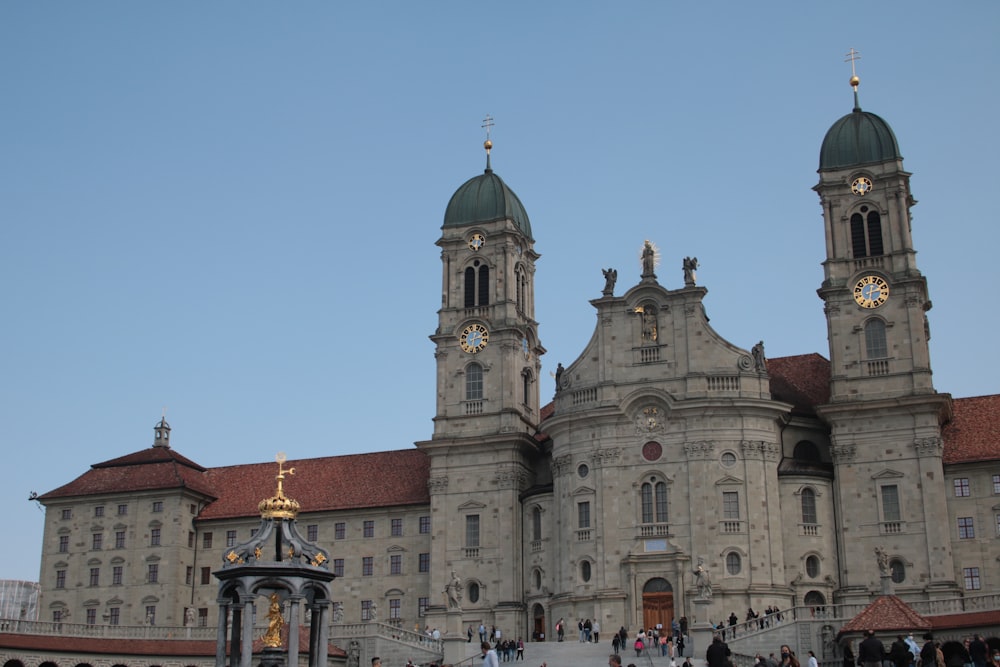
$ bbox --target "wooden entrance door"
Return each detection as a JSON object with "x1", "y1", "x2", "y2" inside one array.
[{"x1": 642, "y1": 592, "x2": 674, "y2": 634}]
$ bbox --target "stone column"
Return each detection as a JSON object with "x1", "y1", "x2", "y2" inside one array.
[
  {"x1": 688, "y1": 598, "x2": 715, "y2": 662},
  {"x1": 287, "y1": 596, "x2": 301, "y2": 667},
  {"x1": 442, "y1": 609, "x2": 466, "y2": 666},
  {"x1": 216, "y1": 602, "x2": 229, "y2": 667},
  {"x1": 316, "y1": 601, "x2": 330, "y2": 667},
  {"x1": 242, "y1": 598, "x2": 255, "y2": 667}
]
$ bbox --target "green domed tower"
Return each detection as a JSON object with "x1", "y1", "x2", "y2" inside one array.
[
  {"x1": 416, "y1": 130, "x2": 544, "y2": 644},
  {"x1": 813, "y1": 71, "x2": 957, "y2": 602}
]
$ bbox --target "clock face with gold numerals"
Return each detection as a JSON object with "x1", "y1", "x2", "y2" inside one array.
[
  {"x1": 460, "y1": 324, "x2": 489, "y2": 353},
  {"x1": 853, "y1": 274, "x2": 889, "y2": 309},
  {"x1": 468, "y1": 233, "x2": 485, "y2": 252},
  {"x1": 851, "y1": 176, "x2": 873, "y2": 196}
]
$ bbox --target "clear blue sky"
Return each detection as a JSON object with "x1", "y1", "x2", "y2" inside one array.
[{"x1": 2, "y1": 2, "x2": 998, "y2": 583}]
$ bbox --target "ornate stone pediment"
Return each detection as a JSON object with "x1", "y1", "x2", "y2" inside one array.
[{"x1": 457, "y1": 500, "x2": 486, "y2": 510}]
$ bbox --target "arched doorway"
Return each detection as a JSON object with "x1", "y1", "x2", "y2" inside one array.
[
  {"x1": 642, "y1": 577, "x2": 674, "y2": 633},
  {"x1": 532, "y1": 603, "x2": 545, "y2": 641}
]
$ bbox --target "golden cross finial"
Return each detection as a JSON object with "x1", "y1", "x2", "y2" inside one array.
[
  {"x1": 844, "y1": 48, "x2": 861, "y2": 76},
  {"x1": 274, "y1": 452, "x2": 295, "y2": 497},
  {"x1": 481, "y1": 114, "x2": 494, "y2": 142}
]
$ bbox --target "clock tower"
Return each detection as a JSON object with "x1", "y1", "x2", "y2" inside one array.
[
  {"x1": 416, "y1": 131, "x2": 544, "y2": 633},
  {"x1": 813, "y1": 72, "x2": 956, "y2": 600}
]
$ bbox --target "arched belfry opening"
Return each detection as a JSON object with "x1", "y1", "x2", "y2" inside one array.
[{"x1": 213, "y1": 454, "x2": 336, "y2": 667}]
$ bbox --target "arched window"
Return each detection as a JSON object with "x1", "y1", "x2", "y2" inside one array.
[
  {"x1": 468, "y1": 582, "x2": 480, "y2": 604},
  {"x1": 464, "y1": 262, "x2": 490, "y2": 308},
  {"x1": 531, "y1": 507, "x2": 542, "y2": 542},
  {"x1": 465, "y1": 363, "x2": 483, "y2": 400},
  {"x1": 806, "y1": 555, "x2": 820, "y2": 578},
  {"x1": 515, "y1": 267, "x2": 526, "y2": 313},
  {"x1": 793, "y1": 441, "x2": 821, "y2": 461},
  {"x1": 803, "y1": 590, "x2": 826, "y2": 606},
  {"x1": 850, "y1": 206, "x2": 884, "y2": 258},
  {"x1": 801, "y1": 488, "x2": 818, "y2": 524},
  {"x1": 533, "y1": 569, "x2": 542, "y2": 590},
  {"x1": 580, "y1": 561, "x2": 592, "y2": 582},
  {"x1": 641, "y1": 480, "x2": 668, "y2": 524},
  {"x1": 726, "y1": 552, "x2": 742, "y2": 575},
  {"x1": 865, "y1": 319, "x2": 888, "y2": 359},
  {"x1": 522, "y1": 369, "x2": 532, "y2": 406},
  {"x1": 890, "y1": 559, "x2": 905, "y2": 583}
]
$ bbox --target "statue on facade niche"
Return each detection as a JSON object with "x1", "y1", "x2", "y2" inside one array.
[
  {"x1": 333, "y1": 601, "x2": 344, "y2": 623},
  {"x1": 369, "y1": 600, "x2": 378, "y2": 622},
  {"x1": 751, "y1": 340, "x2": 767, "y2": 371},
  {"x1": 445, "y1": 570, "x2": 463, "y2": 609},
  {"x1": 874, "y1": 546, "x2": 889, "y2": 576},
  {"x1": 682, "y1": 257, "x2": 699, "y2": 286},
  {"x1": 185, "y1": 607, "x2": 196, "y2": 627},
  {"x1": 692, "y1": 558, "x2": 713, "y2": 599},
  {"x1": 554, "y1": 363, "x2": 565, "y2": 391},
  {"x1": 602, "y1": 267, "x2": 618, "y2": 296}
]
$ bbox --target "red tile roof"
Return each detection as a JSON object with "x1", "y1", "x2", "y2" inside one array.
[
  {"x1": 768, "y1": 353, "x2": 832, "y2": 411},
  {"x1": 927, "y1": 609, "x2": 1000, "y2": 630},
  {"x1": 199, "y1": 449, "x2": 430, "y2": 520},
  {"x1": 839, "y1": 595, "x2": 932, "y2": 633},
  {"x1": 38, "y1": 445, "x2": 218, "y2": 501},
  {"x1": 942, "y1": 395, "x2": 1000, "y2": 464}
]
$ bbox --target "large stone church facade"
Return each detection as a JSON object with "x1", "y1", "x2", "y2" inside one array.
[{"x1": 35, "y1": 81, "x2": 1000, "y2": 640}]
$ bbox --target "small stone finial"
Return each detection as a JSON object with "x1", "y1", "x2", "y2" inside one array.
[
  {"x1": 153, "y1": 412, "x2": 171, "y2": 448},
  {"x1": 482, "y1": 114, "x2": 494, "y2": 172}
]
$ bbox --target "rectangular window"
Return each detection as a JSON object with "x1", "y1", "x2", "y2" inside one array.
[
  {"x1": 335, "y1": 522, "x2": 346, "y2": 540},
  {"x1": 333, "y1": 559, "x2": 344, "y2": 577},
  {"x1": 954, "y1": 478, "x2": 971, "y2": 497},
  {"x1": 362, "y1": 600, "x2": 373, "y2": 621},
  {"x1": 61, "y1": 508, "x2": 72, "y2": 520},
  {"x1": 152, "y1": 501, "x2": 163, "y2": 513},
  {"x1": 113, "y1": 565, "x2": 123, "y2": 585},
  {"x1": 201, "y1": 566, "x2": 212, "y2": 585},
  {"x1": 109, "y1": 608, "x2": 120, "y2": 625},
  {"x1": 188, "y1": 531, "x2": 195, "y2": 548},
  {"x1": 59, "y1": 535, "x2": 69, "y2": 553},
  {"x1": 249, "y1": 528, "x2": 258, "y2": 537},
  {"x1": 148, "y1": 563, "x2": 159, "y2": 583},
  {"x1": 362, "y1": 556, "x2": 373, "y2": 576},
  {"x1": 55, "y1": 570, "x2": 66, "y2": 588},
  {"x1": 118, "y1": 504, "x2": 128, "y2": 516},
  {"x1": 53, "y1": 610, "x2": 63, "y2": 624},
  {"x1": 958, "y1": 516, "x2": 975, "y2": 539},
  {"x1": 92, "y1": 533, "x2": 103, "y2": 550},
  {"x1": 880, "y1": 485, "x2": 901, "y2": 522},
  {"x1": 363, "y1": 520, "x2": 374, "y2": 538},
  {"x1": 115, "y1": 530, "x2": 126, "y2": 549},
  {"x1": 723, "y1": 491, "x2": 740, "y2": 520},
  {"x1": 993, "y1": 474, "x2": 1000, "y2": 494},
  {"x1": 94, "y1": 505, "x2": 104, "y2": 517},
  {"x1": 145, "y1": 606, "x2": 156, "y2": 625},
  {"x1": 419, "y1": 553, "x2": 430, "y2": 573},
  {"x1": 389, "y1": 598, "x2": 401, "y2": 619},
  {"x1": 963, "y1": 567, "x2": 981, "y2": 590},
  {"x1": 89, "y1": 567, "x2": 100, "y2": 586},
  {"x1": 189, "y1": 503, "x2": 197, "y2": 514},
  {"x1": 86, "y1": 608, "x2": 97, "y2": 625},
  {"x1": 226, "y1": 530, "x2": 237, "y2": 547},
  {"x1": 203, "y1": 532, "x2": 213, "y2": 548},
  {"x1": 391, "y1": 518, "x2": 403, "y2": 536},
  {"x1": 198, "y1": 608, "x2": 209, "y2": 627},
  {"x1": 418, "y1": 597, "x2": 428, "y2": 617},
  {"x1": 419, "y1": 516, "x2": 431, "y2": 534},
  {"x1": 186, "y1": 566, "x2": 193, "y2": 585},
  {"x1": 466, "y1": 515, "x2": 480, "y2": 547},
  {"x1": 578, "y1": 501, "x2": 591, "y2": 529},
  {"x1": 307, "y1": 524, "x2": 318, "y2": 541},
  {"x1": 390, "y1": 554, "x2": 402, "y2": 575},
  {"x1": 996, "y1": 513, "x2": 1000, "y2": 536},
  {"x1": 151, "y1": 528, "x2": 161, "y2": 547}
]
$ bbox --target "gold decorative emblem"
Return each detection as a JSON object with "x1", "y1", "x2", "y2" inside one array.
[
  {"x1": 468, "y1": 233, "x2": 486, "y2": 251},
  {"x1": 254, "y1": 546, "x2": 263, "y2": 561},
  {"x1": 258, "y1": 452, "x2": 301, "y2": 519},
  {"x1": 853, "y1": 274, "x2": 889, "y2": 309},
  {"x1": 460, "y1": 324, "x2": 489, "y2": 353},
  {"x1": 226, "y1": 550, "x2": 243, "y2": 564},
  {"x1": 311, "y1": 553, "x2": 327, "y2": 567},
  {"x1": 851, "y1": 176, "x2": 873, "y2": 196}
]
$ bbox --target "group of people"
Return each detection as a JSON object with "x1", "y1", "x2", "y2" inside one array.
[
  {"x1": 479, "y1": 640, "x2": 526, "y2": 667},
  {"x1": 849, "y1": 629, "x2": 998, "y2": 667},
  {"x1": 553, "y1": 617, "x2": 601, "y2": 643},
  {"x1": 715, "y1": 606, "x2": 783, "y2": 639},
  {"x1": 752, "y1": 644, "x2": 813, "y2": 667}
]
